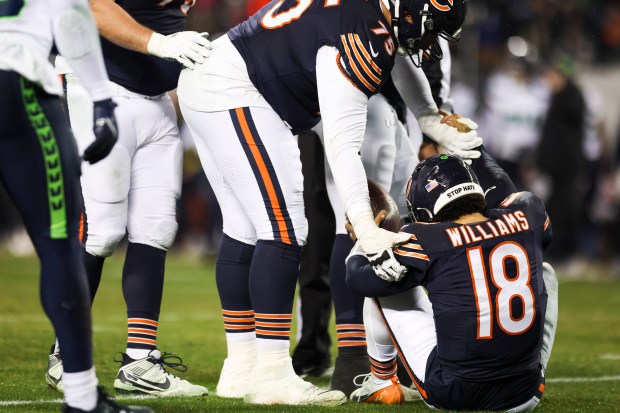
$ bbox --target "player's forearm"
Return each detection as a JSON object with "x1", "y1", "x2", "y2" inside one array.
[
  {"x1": 392, "y1": 55, "x2": 438, "y2": 117},
  {"x1": 317, "y1": 46, "x2": 372, "y2": 219},
  {"x1": 90, "y1": 0, "x2": 153, "y2": 54},
  {"x1": 421, "y1": 38, "x2": 454, "y2": 113},
  {"x1": 471, "y1": 146, "x2": 517, "y2": 209}
]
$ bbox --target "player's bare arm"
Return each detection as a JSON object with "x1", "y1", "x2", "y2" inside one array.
[
  {"x1": 90, "y1": 0, "x2": 211, "y2": 68},
  {"x1": 90, "y1": 0, "x2": 152, "y2": 53}
]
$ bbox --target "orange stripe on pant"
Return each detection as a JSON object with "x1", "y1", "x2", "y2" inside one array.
[{"x1": 234, "y1": 108, "x2": 291, "y2": 245}]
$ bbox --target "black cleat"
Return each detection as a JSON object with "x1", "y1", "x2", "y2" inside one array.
[
  {"x1": 62, "y1": 387, "x2": 154, "y2": 412},
  {"x1": 330, "y1": 347, "x2": 370, "y2": 397}
]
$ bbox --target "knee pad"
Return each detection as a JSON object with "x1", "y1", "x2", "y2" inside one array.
[
  {"x1": 129, "y1": 216, "x2": 178, "y2": 251},
  {"x1": 81, "y1": 145, "x2": 131, "y2": 203},
  {"x1": 85, "y1": 229, "x2": 125, "y2": 257}
]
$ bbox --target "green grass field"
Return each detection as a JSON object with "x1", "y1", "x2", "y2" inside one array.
[{"x1": 0, "y1": 252, "x2": 619, "y2": 413}]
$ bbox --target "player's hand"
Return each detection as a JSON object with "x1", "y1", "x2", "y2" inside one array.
[
  {"x1": 147, "y1": 31, "x2": 211, "y2": 69},
  {"x1": 366, "y1": 249, "x2": 408, "y2": 282},
  {"x1": 349, "y1": 210, "x2": 410, "y2": 253},
  {"x1": 345, "y1": 210, "x2": 386, "y2": 241},
  {"x1": 417, "y1": 110, "x2": 482, "y2": 162},
  {"x1": 84, "y1": 99, "x2": 118, "y2": 164}
]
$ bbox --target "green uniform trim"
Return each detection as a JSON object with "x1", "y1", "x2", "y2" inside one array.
[
  {"x1": 20, "y1": 77, "x2": 67, "y2": 239},
  {"x1": 0, "y1": 0, "x2": 26, "y2": 19}
]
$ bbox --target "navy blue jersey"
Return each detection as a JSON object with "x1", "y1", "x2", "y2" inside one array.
[
  {"x1": 228, "y1": 0, "x2": 397, "y2": 134},
  {"x1": 101, "y1": 0, "x2": 193, "y2": 96},
  {"x1": 348, "y1": 191, "x2": 552, "y2": 382}
]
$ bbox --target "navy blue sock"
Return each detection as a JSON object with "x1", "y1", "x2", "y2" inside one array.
[
  {"x1": 329, "y1": 234, "x2": 366, "y2": 351},
  {"x1": 40, "y1": 238, "x2": 93, "y2": 373},
  {"x1": 122, "y1": 242, "x2": 165, "y2": 352},
  {"x1": 216, "y1": 234, "x2": 255, "y2": 335},
  {"x1": 82, "y1": 251, "x2": 104, "y2": 303},
  {"x1": 250, "y1": 240, "x2": 302, "y2": 341}
]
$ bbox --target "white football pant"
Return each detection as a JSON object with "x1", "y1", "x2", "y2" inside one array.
[
  {"x1": 179, "y1": 104, "x2": 308, "y2": 246},
  {"x1": 65, "y1": 75, "x2": 182, "y2": 257}
]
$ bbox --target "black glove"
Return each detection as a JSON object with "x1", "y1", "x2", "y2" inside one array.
[{"x1": 84, "y1": 99, "x2": 118, "y2": 164}]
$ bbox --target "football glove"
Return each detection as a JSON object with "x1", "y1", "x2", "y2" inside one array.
[
  {"x1": 349, "y1": 210, "x2": 411, "y2": 254},
  {"x1": 417, "y1": 110, "x2": 483, "y2": 161},
  {"x1": 147, "y1": 31, "x2": 211, "y2": 69},
  {"x1": 367, "y1": 249, "x2": 408, "y2": 282},
  {"x1": 84, "y1": 99, "x2": 118, "y2": 164}
]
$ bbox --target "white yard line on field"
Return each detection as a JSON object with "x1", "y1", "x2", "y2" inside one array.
[
  {"x1": 3, "y1": 376, "x2": 620, "y2": 406},
  {"x1": 546, "y1": 375, "x2": 620, "y2": 383}
]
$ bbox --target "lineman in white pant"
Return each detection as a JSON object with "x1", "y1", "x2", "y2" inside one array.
[{"x1": 46, "y1": 0, "x2": 210, "y2": 398}]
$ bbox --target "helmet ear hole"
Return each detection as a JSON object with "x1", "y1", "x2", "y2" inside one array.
[{"x1": 413, "y1": 207, "x2": 434, "y2": 223}]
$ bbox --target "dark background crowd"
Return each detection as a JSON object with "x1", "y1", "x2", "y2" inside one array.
[{"x1": 1, "y1": 0, "x2": 619, "y2": 276}]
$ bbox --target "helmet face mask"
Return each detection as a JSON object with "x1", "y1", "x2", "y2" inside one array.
[
  {"x1": 406, "y1": 154, "x2": 484, "y2": 223},
  {"x1": 392, "y1": 0, "x2": 468, "y2": 67}
]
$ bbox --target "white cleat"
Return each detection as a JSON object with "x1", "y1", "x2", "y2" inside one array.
[
  {"x1": 244, "y1": 356, "x2": 346, "y2": 406},
  {"x1": 216, "y1": 355, "x2": 256, "y2": 398},
  {"x1": 113, "y1": 349, "x2": 208, "y2": 397},
  {"x1": 46, "y1": 345, "x2": 64, "y2": 392},
  {"x1": 350, "y1": 374, "x2": 404, "y2": 404}
]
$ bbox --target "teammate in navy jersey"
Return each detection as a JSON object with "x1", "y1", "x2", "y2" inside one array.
[
  {"x1": 177, "y1": 0, "x2": 479, "y2": 405},
  {"x1": 346, "y1": 150, "x2": 558, "y2": 411},
  {"x1": 47, "y1": 0, "x2": 210, "y2": 397}
]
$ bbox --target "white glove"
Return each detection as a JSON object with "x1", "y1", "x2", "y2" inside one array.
[
  {"x1": 367, "y1": 249, "x2": 408, "y2": 282},
  {"x1": 417, "y1": 110, "x2": 483, "y2": 160},
  {"x1": 349, "y1": 210, "x2": 411, "y2": 254},
  {"x1": 147, "y1": 31, "x2": 211, "y2": 69}
]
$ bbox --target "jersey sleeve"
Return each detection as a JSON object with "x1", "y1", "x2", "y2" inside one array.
[
  {"x1": 336, "y1": 15, "x2": 396, "y2": 97},
  {"x1": 472, "y1": 146, "x2": 517, "y2": 209},
  {"x1": 393, "y1": 231, "x2": 433, "y2": 273}
]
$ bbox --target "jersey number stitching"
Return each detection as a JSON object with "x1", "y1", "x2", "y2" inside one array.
[
  {"x1": 260, "y1": 0, "x2": 313, "y2": 29},
  {"x1": 466, "y1": 242, "x2": 536, "y2": 339}
]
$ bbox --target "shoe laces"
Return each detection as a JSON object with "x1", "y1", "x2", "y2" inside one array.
[
  {"x1": 353, "y1": 373, "x2": 372, "y2": 387},
  {"x1": 153, "y1": 352, "x2": 188, "y2": 372}
]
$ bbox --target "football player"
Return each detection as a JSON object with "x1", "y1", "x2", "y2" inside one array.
[
  {"x1": 177, "y1": 0, "x2": 478, "y2": 405},
  {"x1": 304, "y1": 37, "x2": 455, "y2": 397},
  {"x1": 346, "y1": 149, "x2": 558, "y2": 411},
  {"x1": 46, "y1": 0, "x2": 210, "y2": 397},
  {"x1": 317, "y1": 81, "x2": 416, "y2": 397},
  {"x1": 0, "y1": 0, "x2": 152, "y2": 411}
]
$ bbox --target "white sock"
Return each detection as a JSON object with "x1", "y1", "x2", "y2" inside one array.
[
  {"x1": 54, "y1": 339, "x2": 60, "y2": 353},
  {"x1": 372, "y1": 374, "x2": 392, "y2": 387},
  {"x1": 226, "y1": 336, "x2": 256, "y2": 359},
  {"x1": 126, "y1": 348, "x2": 152, "y2": 360},
  {"x1": 63, "y1": 367, "x2": 98, "y2": 411},
  {"x1": 256, "y1": 346, "x2": 290, "y2": 364},
  {"x1": 257, "y1": 337, "x2": 290, "y2": 351}
]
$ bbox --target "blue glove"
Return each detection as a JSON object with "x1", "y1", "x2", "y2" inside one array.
[{"x1": 84, "y1": 99, "x2": 118, "y2": 164}]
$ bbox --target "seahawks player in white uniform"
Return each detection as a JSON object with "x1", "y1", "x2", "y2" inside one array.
[{"x1": 0, "y1": 0, "x2": 152, "y2": 411}]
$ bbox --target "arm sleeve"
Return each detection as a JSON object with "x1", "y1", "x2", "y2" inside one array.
[
  {"x1": 346, "y1": 255, "x2": 424, "y2": 297},
  {"x1": 51, "y1": 0, "x2": 113, "y2": 101},
  {"x1": 317, "y1": 45, "x2": 372, "y2": 219},
  {"x1": 422, "y1": 37, "x2": 454, "y2": 113},
  {"x1": 391, "y1": 55, "x2": 438, "y2": 117},
  {"x1": 471, "y1": 146, "x2": 518, "y2": 209}
]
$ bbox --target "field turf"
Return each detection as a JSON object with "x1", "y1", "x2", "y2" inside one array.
[{"x1": 0, "y1": 252, "x2": 619, "y2": 412}]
